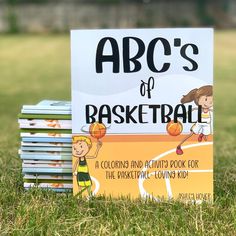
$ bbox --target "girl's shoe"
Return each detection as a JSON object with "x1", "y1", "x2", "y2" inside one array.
[
  {"x1": 198, "y1": 133, "x2": 204, "y2": 142},
  {"x1": 176, "y1": 146, "x2": 183, "y2": 155}
]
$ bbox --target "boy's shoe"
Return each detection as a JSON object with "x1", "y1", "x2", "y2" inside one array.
[
  {"x1": 198, "y1": 133, "x2": 204, "y2": 142},
  {"x1": 176, "y1": 146, "x2": 183, "y2": 155}
]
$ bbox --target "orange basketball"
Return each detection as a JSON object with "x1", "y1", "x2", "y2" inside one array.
[
  {"x1": 166, "y1": 120, "x2": 183, "y2": 136},
  {"x1": 89, "y1": 122, "x2": 106, "y2": 139}
]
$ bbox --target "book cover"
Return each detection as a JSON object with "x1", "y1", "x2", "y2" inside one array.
[
  {"x1": 23, "y1": 100, "x2": 71, "y2": 111},
  {"x1": 22, "y1": 163, "x2": 72, "y2": 168},
  {"x1": 21, "y1": 146, "x2": 71, "y2": 152},
  {"x1": 21, "y1": 137, "x2": 71, "y2": 143},
  {"x1": 21, "y1": 141, "x2": 72, "y2": 147},
  {"x1": 23, "y1": 160, "x2": 72, "y2": 164},
  {"x1": 19, "y1": 152, "x2": 72, "y2": 161},
  {"x1": 71, "y1": 28, "x2": 213, "y2": 202},
  {"x1": 20, "y1": 128, "x2": 71, "y2": 133},
  {"x1": 23, "y1": 174, "x2": 72, "y2": 180},
  {"x1": 19, "y1": 150, "x2": 72, "y2": 156},
  {"x1": 20, "y1": 132, "x2": 71, "y2": 138},
  {"x1": 18, "y1": 113, "x2": 71, "y2": 120},
  {"x1": 24, "y1": 188, "x2": 72, "y2": 193},
  {"x1": 19, "y1": 119, "x2": 71, "y2": 129},
  {"x1": 21, "y1": 109, "x2": 71, "y2": 115},
  {"x1": 24, "y1": 183, "x2": 72, "y2": 189},
  {"x1": 22, "y1": 167, "x2": 72, "y2": 174}
]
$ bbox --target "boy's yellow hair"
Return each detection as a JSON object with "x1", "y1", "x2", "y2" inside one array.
[{"x1": 72, "y1": 135, "x2": 92, "y2": 147}]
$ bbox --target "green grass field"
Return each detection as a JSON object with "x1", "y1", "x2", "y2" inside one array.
[{"x1": 0, "y1": 31, "x2": 236, "y2": 235}]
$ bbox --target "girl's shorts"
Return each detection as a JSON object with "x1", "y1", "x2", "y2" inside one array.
[{"x1": 191, "y1": 122, "x2": 211, "y2": 135}]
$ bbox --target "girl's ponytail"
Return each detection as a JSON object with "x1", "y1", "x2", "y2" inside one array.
[
  {"x1": 181, "y1": 85, "x2": 212, "y2": 105},
  {"x1": 181, "y1": 88, "x2": 198, "y2": 104}
]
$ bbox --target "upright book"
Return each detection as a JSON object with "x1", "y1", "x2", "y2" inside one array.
[{"x1": 71, "y1": 28, "x2": 213, "y2": 202}]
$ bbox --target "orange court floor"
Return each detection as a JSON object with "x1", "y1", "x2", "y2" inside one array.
[{"x1": 73, "y1": 135, "x2": 213, "y2": 200}]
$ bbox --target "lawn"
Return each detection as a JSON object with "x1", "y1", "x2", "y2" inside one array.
[{"x1": 0, "y1": 31, "x2": 236, "y2": 235}]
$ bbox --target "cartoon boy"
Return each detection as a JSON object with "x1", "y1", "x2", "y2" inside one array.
[{"x1": 72, "y1": 136, "x2": 102, "y2": 196}]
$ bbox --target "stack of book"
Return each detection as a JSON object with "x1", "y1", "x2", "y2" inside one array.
[{"x1": 18, "y1": 100, "x2": 72, "y2": 192}]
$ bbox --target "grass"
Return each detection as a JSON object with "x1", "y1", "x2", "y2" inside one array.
[{"x1": 0, "y1": 31, "x2": 236, "y2": 235}]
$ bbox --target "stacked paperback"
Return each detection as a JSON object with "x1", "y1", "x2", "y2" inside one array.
[{"x1": 18, "y1": 100, "x2": 72, "y2": 192}]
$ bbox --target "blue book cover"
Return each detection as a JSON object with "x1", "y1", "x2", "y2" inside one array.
[{"x1": 22, "y1": 137, "x2": 72, "y2": 143}]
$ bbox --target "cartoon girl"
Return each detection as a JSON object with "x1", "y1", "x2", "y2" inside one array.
[
  {"x1": 176, "y1": 85, "x2": 213, "y2": 155},
  {"x1": 72, "y1": 136, "x2": 102, "y2": 196}
]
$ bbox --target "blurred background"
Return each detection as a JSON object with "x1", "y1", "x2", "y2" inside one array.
[{"x1": 0, "y1": 0, "x2": 235, "y2": 33}]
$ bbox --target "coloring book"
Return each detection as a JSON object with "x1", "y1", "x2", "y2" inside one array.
[
  {"x1": 19, "y1": 119, "x2": 71, "y2": 129},
  {"x1": 71, "y1": 28, "x2": 214, "y2": 202}
]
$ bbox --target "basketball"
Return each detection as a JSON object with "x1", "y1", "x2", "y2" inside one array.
[
  {"x1": 89, "y1": 122, "x2": 106, "y2": 139},
  {"x1": 166, "y1": 120, "x2": 183, "y2": 136}
]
